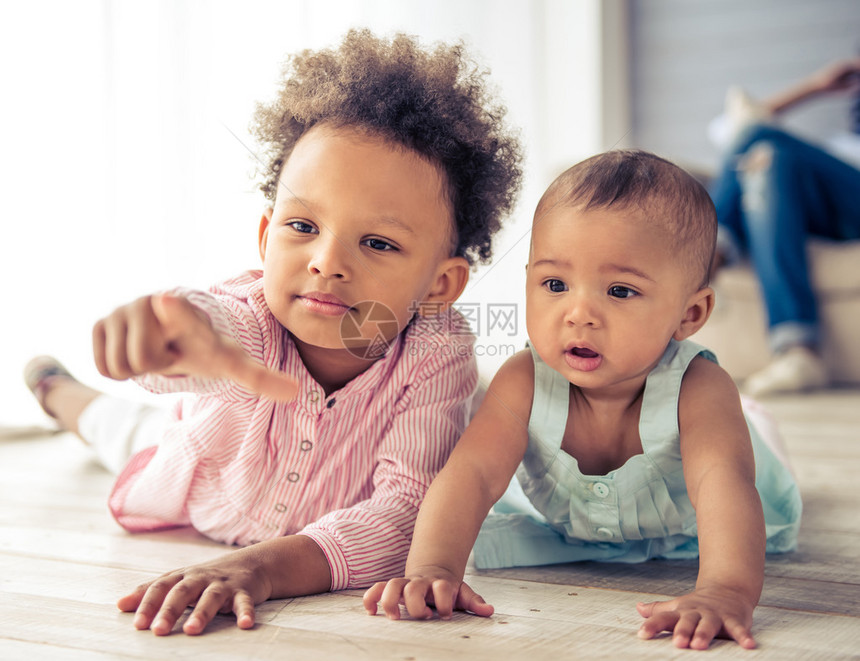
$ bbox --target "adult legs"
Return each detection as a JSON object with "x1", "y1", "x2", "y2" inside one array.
[{"x1": 710, "y1": 125, "x2": 860, "y2": 393}]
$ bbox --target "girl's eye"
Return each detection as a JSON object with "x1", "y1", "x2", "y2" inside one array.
[
  {"x1": 287, "y1": 220, "x2": 317, "y2": 234},
  {"x1": 364, "y1": 238, "x2": 396, "y2": 251},
  {"x1": 609, "y1": 285, "x2": 638, "y2": 299},
  {"x1": 544, "y1": 279, "x2": 567, "y2": 293}
]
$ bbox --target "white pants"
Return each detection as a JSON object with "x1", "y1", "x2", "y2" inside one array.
[{"x1": 78, "y1": 395, "x2": 168, "y2": 474}]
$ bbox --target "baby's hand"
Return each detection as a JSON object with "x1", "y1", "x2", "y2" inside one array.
[
  {"x1": 93, "y1": 293, "x2": 297, "y2": 400},
  {"x1": 117, "y1": 550, "x2": 273, "y2": 635},
  {"x1": 636, "y1": 586, "x2": 757, "y2": 650},
  {"x1": 363, "y1": 567, "x2": 494, "y2": 621}
]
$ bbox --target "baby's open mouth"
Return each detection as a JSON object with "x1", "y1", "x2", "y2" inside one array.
[{"x1": 570, "y1": 347, "x2": 599, "y2": 358}]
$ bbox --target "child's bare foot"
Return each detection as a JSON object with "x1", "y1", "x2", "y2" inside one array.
[{"x1": 23, "y1": 356, "x2": 101, "y2": 434}]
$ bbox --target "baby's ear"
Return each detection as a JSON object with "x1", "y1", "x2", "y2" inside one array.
[
  {"x1": 674, "y1": 286, "x2": 715, "y2": 341},
  {"x1": 415, "y1": 256, "x2": 470, "y2": 316}
]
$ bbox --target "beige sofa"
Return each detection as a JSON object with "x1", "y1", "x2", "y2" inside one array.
[{"x1": 693, "y1": 239, "x2": 860, "y2": 385}]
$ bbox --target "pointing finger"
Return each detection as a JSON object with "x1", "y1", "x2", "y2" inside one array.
[{"x1": 217, "y1": 343, "x2": 299, "y2": 401}]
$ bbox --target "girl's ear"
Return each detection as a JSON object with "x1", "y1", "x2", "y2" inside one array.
[
  {"x1": 674, "y1": 286, "x2": 715, "y2": 341},
  {"x1": 258, "y1": 208, "x2": 273, "y2": 262},
  {"x1": 414, "y1": 256, "x2": 470, "y2": 316}
]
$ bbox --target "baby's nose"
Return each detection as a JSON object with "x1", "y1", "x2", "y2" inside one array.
[{"x1": 563, "y1": 293, "x2": 599, "y2": 326}]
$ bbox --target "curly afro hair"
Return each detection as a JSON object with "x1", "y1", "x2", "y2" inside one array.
[{"x1": 250, "y1": 29, "x2": 522, "y2": 266}]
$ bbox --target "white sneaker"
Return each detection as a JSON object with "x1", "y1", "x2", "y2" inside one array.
[
  {"x1": 744, "y1": 347, "x2": 829, "y2": 397},
  {"x1": 720, "y1": 86, "x2": 773, "y2": 145}
]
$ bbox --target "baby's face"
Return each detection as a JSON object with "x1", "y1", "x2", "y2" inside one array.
[
  {"x1": 526, "y1": 204, "x2": 696, "y2": 394},
  {"x1": 259, "y1": 124, "x2": 455, "y2": 357}
]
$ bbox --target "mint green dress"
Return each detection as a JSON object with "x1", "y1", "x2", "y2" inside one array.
[{"x1": 472, "y1": 339, "x2": 801, "y2": 569}]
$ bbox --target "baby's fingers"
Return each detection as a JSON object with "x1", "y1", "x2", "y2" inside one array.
[
  {"x1": 639, "y1": 608, "x2": 706, "y2": 649},
  {"x1": 454, "y1": 582, "x2": 494, "y2": 618},
  {"x1": 403, "y1": 580, "x2": 437, "y2": 619},
  {"x1": 363, "y1": 582, "x2": 387, "y2": 615},
  {"x1": 636, "y1": 600, "x2": 658, "y2": 618},
  {"x1": 638, "y1": 609, "x2": 681, "y2": 641},
  {"x1": 376, "y1": 579, "x2": 412, "y2": 620},
  {"x1": 641, "y1": 609, "x2": 720, "y2": 650},
  {"x1": 721, "y1": 616, "x2": 757, "y2": 650}
]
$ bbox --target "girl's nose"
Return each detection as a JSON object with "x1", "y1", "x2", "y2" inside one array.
[{"x1": 308, "y1": 233, "x2": 351, "y2": 280}]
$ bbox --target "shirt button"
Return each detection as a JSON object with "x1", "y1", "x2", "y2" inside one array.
[
  {"x1": 596, "y1": 527, "x2": 613, "y2": 540},
  {"x1": 300, "y1": 439, "x2": 313, "y2": 451},
  {"x1": 287, "y1": 472, "x2": 300, "y2": 482},
  {"x1": 274, "y1": 503, "x2": 287, "y2": 513},
  {"x1": 307, "y1": 389, "x2": 320, "y2": 403},
  {"x1": 593, "y1": 482, "x2": 610, "y2": 498}
]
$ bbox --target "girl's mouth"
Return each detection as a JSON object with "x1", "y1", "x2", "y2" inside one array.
[{"x1": 298, "y1": 292, "x2": 352, "y2": 316}]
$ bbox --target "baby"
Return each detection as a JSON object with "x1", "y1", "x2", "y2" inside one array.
[
  {"x1": 25, "y1": 29, "x2": 522, "y2": 636},
  {"x1": 364, "y1": 150, "x2": 801, "y2": 650}
]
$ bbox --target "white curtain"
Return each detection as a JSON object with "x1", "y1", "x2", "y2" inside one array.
[{"x1": 1, "y1": 0, "x2": 618, "y2": 424}]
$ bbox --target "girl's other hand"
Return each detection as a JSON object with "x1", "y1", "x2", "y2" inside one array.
[{"x1": 117, "y1": 549, "x2": 273, "y2": 635}]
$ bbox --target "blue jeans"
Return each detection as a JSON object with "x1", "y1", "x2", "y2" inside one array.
[{"x1": 709, "y1": 124, "x2": 860, "y2": 353}]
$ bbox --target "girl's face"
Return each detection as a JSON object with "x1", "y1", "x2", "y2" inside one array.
[
  {"x1": 259, "y1": 125, "x2": 466, "y2": 360},
  {"x1": 526, "y1": 205, "x2": 710, "y2": 397}
]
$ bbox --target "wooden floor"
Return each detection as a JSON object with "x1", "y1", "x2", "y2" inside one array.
[{"x1": 1, "y1": 390, "x2": 859, "y2": 660}]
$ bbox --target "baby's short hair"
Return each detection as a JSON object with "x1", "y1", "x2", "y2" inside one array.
[
  {"x1": 537, "y1": 150, "x2": 717, "y2": 287},
  {"x1": 251, "y1": 29, "x2": 523, "y2": 266}
]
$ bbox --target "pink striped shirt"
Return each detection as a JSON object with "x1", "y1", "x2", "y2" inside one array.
[{"x1": 108, "y1": 271, "x2": 476, "y2": 590}]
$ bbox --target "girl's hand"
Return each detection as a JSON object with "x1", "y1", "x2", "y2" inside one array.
[
  {"x1": 636, "y1": 586, "x2": 757, "y2": 650},
  {"x1": 117, "y1": 549, "x2": 274, "y2": 635},
  {"x1": 93, "y1": 293, "x2": 297, "y2": 400},
  {"x1": 363, "y1": 568, "x2": 494, "y2": 621}
]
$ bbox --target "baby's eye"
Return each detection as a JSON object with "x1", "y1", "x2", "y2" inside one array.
[
  {"x1": 608, "y1": 285, "x2": 638, "y2": 299},
  {"x1": 544, "y1": 279, "x2": 567, "y2": 293},
  {"x1": 363, "y1": 237, "x2": 396, "y2": 252},
  {"x1": 287, "y1": 220, "x2": 317, "y2": 234}
]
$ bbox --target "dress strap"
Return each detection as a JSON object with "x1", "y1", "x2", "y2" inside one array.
[
  {"x1": 526, "y1": 343, "x2": 570, "y2": 453},
  {"x1": 638, "y1": 339, "x2": 717, "y2": 458}
]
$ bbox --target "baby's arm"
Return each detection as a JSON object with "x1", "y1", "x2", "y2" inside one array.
[
  {"x1": 637, "y1": 357, "x2": 765, "y2": 650},
  {"x1": 363, "y1": 350, "x2": 534, "y2": 620},
  {"x1": 93, "y1": 292, "x2": 297, "y2": 400}
]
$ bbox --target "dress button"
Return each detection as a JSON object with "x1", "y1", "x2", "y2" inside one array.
[
  {"x1": 274, "y1": 503, "x2": 287, "y2": 513},
  {"x1": 307, "y1": 389, "x2": 320, "y2": 403},
  {"x1": 300, "y1": 439, "x2": 313, "y2": 451},
  {"x1": 593, "y1": 482, "x2": 610, "y2": 498},
  {"x1": 287, "y1": 471, "x2": 300, "y2": 482},
  {"x1": 596, "y1": 527, "x2": 613, "y2": 540}
]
